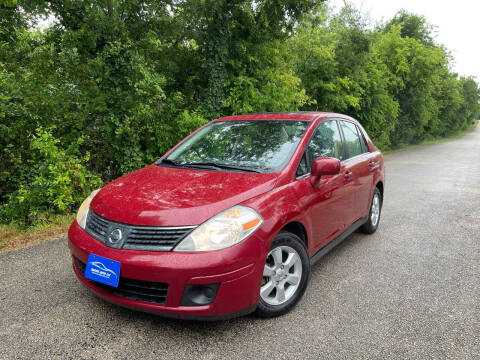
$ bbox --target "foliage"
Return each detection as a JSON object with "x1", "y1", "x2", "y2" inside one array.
[
  {"x1": 0, "y1": 0, "x2": 479, "y2": 226},
  {"x1": 291, "y1": 5, "x2": 399, "y2": 149},
  {"x1": 292, "y1": 6, "x2": 479, "y2": 148},
  {"x1": 0, "y1": 128, "x2": 102, "y2": 226}
]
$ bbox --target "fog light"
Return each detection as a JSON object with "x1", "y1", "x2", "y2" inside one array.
[{"x1": 181, "y1": 284, "x2": 220, "y2": 306}]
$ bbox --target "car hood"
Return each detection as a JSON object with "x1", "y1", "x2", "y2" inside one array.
[{"x1": 90, "y1": 164, "x2": 278, "y2": 226}]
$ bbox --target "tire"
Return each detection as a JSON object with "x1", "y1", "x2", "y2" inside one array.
[
  {"x1": 360, "y1": 187, "x2": 382, "y2": 234},
  {"x1": 255, "y1": 231, "x2": 310, "y2": 318}
]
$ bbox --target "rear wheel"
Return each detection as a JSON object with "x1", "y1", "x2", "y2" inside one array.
[
  {"x1": 360, "y1": 187, "x2": 382, "y2": 234},
  {"x1": 255, "y1": 232, "x2": 310, "y2": 318}
]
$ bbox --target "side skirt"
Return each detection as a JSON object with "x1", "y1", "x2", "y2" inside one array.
[{"x1": 310, "y1": 217, "x2": 368, "y2": 266}]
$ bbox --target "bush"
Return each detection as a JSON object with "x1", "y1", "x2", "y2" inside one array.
[
  {"x1": 1, "y1": 1, "x2": 479, "y2": 227},
  {"x1": 0, "y1": 128, "x2": 102, "y2": 227}
]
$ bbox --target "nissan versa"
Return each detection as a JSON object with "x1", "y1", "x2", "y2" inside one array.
[{"x1": 68, "y1": 112, "x2": 385, "y2": 320}]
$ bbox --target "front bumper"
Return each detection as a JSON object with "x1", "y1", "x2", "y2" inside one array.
[{"x1": 68, "y1": 220, "x2": 267, "y2": 320}]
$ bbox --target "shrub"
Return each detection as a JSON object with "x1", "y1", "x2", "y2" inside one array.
[{"x1": 0, "y1": 128, "x2": 103, "y2": 227}]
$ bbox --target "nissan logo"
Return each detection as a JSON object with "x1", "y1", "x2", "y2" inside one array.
[{"x1": 107, "y1": 228, "x2": 123, "y2": 245}]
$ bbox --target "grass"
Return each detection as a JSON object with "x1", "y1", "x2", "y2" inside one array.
[
  {"x1": 384, "y1": 120, "x2": 479, "y2": 155},
  {"x1": 0, "y1": 213, "x2": 75, "y2": 252}
]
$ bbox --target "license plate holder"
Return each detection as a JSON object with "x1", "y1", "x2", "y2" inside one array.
[{"x1": 84, "y1": 254, "x2": 120, "y2": 288}]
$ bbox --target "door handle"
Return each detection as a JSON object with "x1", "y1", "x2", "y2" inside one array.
[{"x1": 344, "y1": 171, "x2": 353, "y2": 181}]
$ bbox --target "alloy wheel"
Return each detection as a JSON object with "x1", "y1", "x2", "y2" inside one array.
[
  {"x1": 371, "y1": 193, "x2": 380, "y2": 227},
  {"x1": 260, "y1": 246, "x2": 303, "y2": 306}
]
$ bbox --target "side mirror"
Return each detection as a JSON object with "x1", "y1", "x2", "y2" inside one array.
[{"x1": 310, "y1": 157, "x2": 341, "y2": 187}]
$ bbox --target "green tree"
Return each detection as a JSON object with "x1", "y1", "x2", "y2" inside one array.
[
  {"x1": 1, "y1": 128, "x2": 102, "y2": 226},
  {"x1": 377, "y1": 21, "x2": 449, "y2": 145},
  {"x1": 292, "y1": 5, "x2": 398, "y2": 148},
  {"x1": 0, "y1": 0, "x2": 479, "y2": 226},
  {"x1": 384, "y1": 10, "x2": 434, "y2": 45}
]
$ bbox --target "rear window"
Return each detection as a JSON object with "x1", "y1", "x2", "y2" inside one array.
[{"x1": 340, "y1": 121, "x2": 364, "y2": 159}]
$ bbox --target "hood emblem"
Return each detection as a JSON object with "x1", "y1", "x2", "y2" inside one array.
[{"x1": 107, "y1": 228, "x2": 123, "y2": 245}]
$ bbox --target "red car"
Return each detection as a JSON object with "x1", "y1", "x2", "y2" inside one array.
[{"x1": 69, "y1": 112, "x2": 385, "y2": 320}]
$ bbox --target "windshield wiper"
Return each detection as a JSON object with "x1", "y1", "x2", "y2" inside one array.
[
  {"x1": 180, "y1": 162, "x2": 262, "y2": 173},
  {"x1": 159, "y1": 158, "x2": 182, "y2": 167},
  {"x1": 159, "y1": 159, "x2": 262, "y2": 173}
]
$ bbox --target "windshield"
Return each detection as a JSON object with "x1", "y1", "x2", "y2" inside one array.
[{"x1": 161, "y1": 120, "x2": 308, "y2": 172}]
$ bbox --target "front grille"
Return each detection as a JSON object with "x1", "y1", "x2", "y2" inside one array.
[
  {"x1": 125, "y1": 227, "x2": 193, "y2": 251},
  {"x1": 86, "y1": 210, "x2": 110, "y2": 240},
  {"x1": 85, "y1": 210, "x2": 195, "y2": 251},
  {"x1": 75, "y1": 258, "x2": 168, "y2": 304}
]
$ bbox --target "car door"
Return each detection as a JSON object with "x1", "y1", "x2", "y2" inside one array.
[
  {"x1": 295, "y1": 119, "x2": 353, "y2": 252},
  {"x1": 355, "y1": 124, "x2": 378, "y2": 215},
  {"x1": 338, "y1": 120, "x2": 373, "y2": 223}
]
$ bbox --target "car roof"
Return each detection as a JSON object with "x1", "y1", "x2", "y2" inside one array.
[{"x1": 215, "y1": 112, "x2": 352, "y2": 122}]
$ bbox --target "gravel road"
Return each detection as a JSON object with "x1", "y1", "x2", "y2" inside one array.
[{"x1": 1, "y1": 125, "x2": 479, "y2": 360}]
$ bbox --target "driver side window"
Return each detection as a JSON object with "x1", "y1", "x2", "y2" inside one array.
[{"x1": 307, "y1": 120, "x2": 344, "y2": 171}]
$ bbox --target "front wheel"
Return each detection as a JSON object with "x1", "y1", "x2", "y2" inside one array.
[
  {"x1": 360, "y1": 187, "x2": 382, "y2": 234},
  {"x1": 255, "y1": 232, "x2": 310, "y2": 318}
]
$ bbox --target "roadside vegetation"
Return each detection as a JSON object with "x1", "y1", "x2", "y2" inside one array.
[
  {"x1": 1, "y1": 0, "x2": 479, "y2": 241},
  {"x1": 384, "y1": 119, "x2": 479, "y2": 154},
  {"x1": 0, "y1": 213, "x2": 74, "y2": 251}
]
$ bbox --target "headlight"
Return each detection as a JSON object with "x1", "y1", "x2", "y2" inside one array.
[
  {"x1": 76, "y1": 189, "x2": 101, "y2": 229},
  {"x1": 174, "y1": 205, "x2": 263, "y2": 252}
]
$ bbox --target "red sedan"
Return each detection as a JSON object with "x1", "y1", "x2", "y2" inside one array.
[{"x1": 68, "y1": 112, "x2": 385, "y2": 320}]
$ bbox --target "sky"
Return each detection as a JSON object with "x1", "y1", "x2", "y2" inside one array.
[{"x1": 330, "y1": 0, "x2": 480, "y2": 80}]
